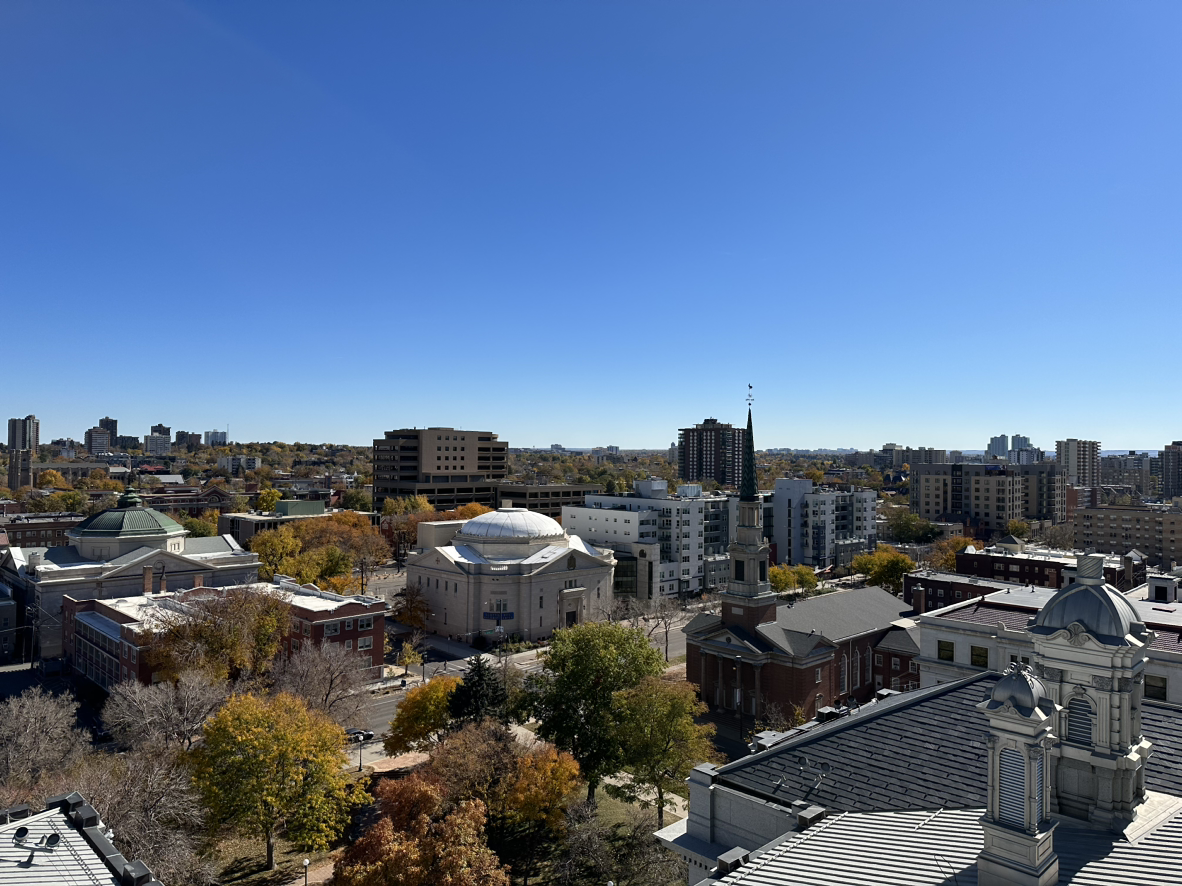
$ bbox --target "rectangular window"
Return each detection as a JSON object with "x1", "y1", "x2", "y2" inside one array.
[
  {"x1": 891, "y1": 657, "x2": 900, "y2": 671},
  {"x1": 874, "y1": 654, "x2": 883, "y2": 666},
  {"x1": 345, "y1": 619, "x2": 353, "y2": 631},
  {"x1": 324, "y1": 621, "x2": 340, "y2": 636},
  {"x1": 303, "y1": 622, "x2": 311, "y2": 636},
  {"x1": 938, "y1": 641, "x2": 954, "y2": 662},
  {"x1": 345, "y1": 639, "x2": 353, "y2": 650},
  {"x1": 815, "y1": 668, "x2": 822, "y2": 684},
  {"x1": 358, "y1": 636, "x2": 373, "y2": 650},
  {"x1": 909, "y1": 660, "x2": 918, "y2": 673},
  {"x1": 358, "y1": 616, "x2": 373, "y2": 630},
  {"x1": 1146, "y1": 674, "x2": 1168, "y2": 701},
  {"x1": 970, "y1": 645, "x2": 989, "y2": 668}
]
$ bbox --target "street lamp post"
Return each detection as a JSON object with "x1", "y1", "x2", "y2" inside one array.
[
  {"x1": 303, "y1": 858, "x2": 310, "y2": 886},
  {"x1": 358, "y1": 737, "x2": 364, "y2": 772}
]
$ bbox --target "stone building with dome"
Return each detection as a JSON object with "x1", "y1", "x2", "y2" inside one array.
[
  {"x1": 660, "y1": 550, "x2": 1182, "y2": 886},
  {"x1": 405, "y1": 507, "x2": 615, "y2": 643},
  {"x1": 0, "y1": 490, "x2": 259, "y2": 661}
]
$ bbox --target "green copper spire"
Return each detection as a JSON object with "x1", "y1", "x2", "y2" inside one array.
[{"x1": 740, "y1": 408, "x2": 757, "y2": 502}]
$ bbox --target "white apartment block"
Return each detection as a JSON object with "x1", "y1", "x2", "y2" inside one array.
[
  {"x1": 143, "y1": 434, "x2": 172, "y2": 456},
  {"x1": 771, "y1": 477, "x2": 877, "y2": 569},
  {"x1": 1055, "y1": 438, "x2": 1101, "y2": 488},
  {"x1": 562, "y1": 479, "x2": 729, "y2": 600}
]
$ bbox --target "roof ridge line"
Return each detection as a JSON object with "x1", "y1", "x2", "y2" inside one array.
[{"x1": 715, "y1": 672, "x2": 998, "y2": 775}]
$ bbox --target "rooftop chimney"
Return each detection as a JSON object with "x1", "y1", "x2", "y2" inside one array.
[{"x1": 142, "y1": 566, "x2": 153, "y2": 596}]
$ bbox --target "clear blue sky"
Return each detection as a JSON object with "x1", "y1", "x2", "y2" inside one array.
[{"x1": 2, "y1": 2, "x2": 1179, "y2": 451}]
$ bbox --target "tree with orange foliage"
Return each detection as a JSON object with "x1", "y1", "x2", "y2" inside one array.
[
  {"x1": 506, "y1": 746, "x2": 581, "y2": 886},
  {"x1": 333, "y1": 775, "x2": 508, "y2": 886}
]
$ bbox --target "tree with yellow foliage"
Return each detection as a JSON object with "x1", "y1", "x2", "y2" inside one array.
[
  {"x1": 189, "y1": 693, "x2": 359, "y2": 870},
  {"x1": 382, "y1": 676, "x2": 460, "y2": 756}
]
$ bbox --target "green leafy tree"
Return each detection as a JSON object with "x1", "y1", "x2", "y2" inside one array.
[
  {"x1": 189, "y1": 693, "x2": 358, "y2": 870},
  {"x1": 852, "y1": 545, "x2": 915, "y2": 595},
  {"x1": 449, "y1": 655, "x2": 508, "y2": 725},
  {"x1": 525, "y1": 622, "x2": 664, "y2": 801},
  {"x1": 340, "y1": 489, "x2": 372, "y2": 511},
  {"x1": 792, "y1": 564, "x2": 819, "y2": 594},
  {"x1": 382, "y1": 676, "x2": 460, "y2": 755},
  {"x1": 612, "y1": 678, "x2": 719, "y2": 827},
  {"x1": 255, "y1": 488, "x2": 282, "y2": 512},
  {"x1": 37, "y1": 469, "x2": 71, "y2": 489},
  {"x1": 888, "y1": 509, "x2": 941, "y2": 543}
]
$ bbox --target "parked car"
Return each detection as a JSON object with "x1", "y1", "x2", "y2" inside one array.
[{"x1": 345, "y1": 728, "x2": 374, "y2": 743}]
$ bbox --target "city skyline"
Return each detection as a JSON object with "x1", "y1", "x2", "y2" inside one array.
[{"x1": 4, "y1": 3, "x2": 1181, "y2": 448}]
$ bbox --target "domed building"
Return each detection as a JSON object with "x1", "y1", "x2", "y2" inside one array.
[
  {"x1": 0, "y1": 490, "x2": 260, "y2": 661},
  {"x1": 406, "y1": 507, "x2": 616, "y2": 643}
]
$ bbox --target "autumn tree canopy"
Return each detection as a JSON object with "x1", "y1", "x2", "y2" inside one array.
[{"x1": 189, "y1": 693, "x2": 358, "y2": 871}]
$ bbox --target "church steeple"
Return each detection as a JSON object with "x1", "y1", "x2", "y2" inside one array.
[
  {"x1": 720, "y1": 405, "x2": 777, "y2": 631},
  {"x1": 740, "y1": 408, "x2": 757, "y2": 502}
]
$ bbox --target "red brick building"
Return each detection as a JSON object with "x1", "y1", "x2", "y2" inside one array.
[
  {"x1": 683, "y1": 410, "x2": 918, "y2": 726},
  {"x1": 63, "y1": 580, "x2": 385, "y2": 690},
  {"x1": 953, "y1": 536, "x2": 1144, "y2": 591}
]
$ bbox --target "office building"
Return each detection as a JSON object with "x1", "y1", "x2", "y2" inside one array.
[
  {"x1": 1055, "y1": 438, "x2": 1101, "y2": 488},
  {"x1": 1161, "y1": 441, "x2": 1182, "y2": 500},
  {"x1": 7, "y1": 415, "x2": 39, "y2": 454},
  {"x1": 113, "y1": 435, "x2": 141, "y2": 451},
  {"x1": 563, "y1": 478, "x2": 731, "y2": 600},
  {"x1": 372, "y1": 427, "x2": 508, "y2": 513},
  {"x1": 493, "y1": 482, "x2": 602, "y2": 519},
  {"x1": 143, "y1": 434, "x2": 171, "y2": 456},
  {"x1": 98, "y1": 416, "x2": 118, "y2": 439},
  {"x1": 1103, "y1": 451, "x2": 1156, "y2": 495},
  {"x1": 82, "y1": 427, "x2": 110, "y2": 455},
  {"x1": 174, "y1": 430, "x2": 203, "y2": 449},
  {"x1": 6, "y1": 449, "x2": 32, "y2": 492},
  {"x1": 406, "y1": 508, "x2": 615, "y2": 643},
  {"x1": 1011, "y1": 434, "x2": 1031, "y2": 450},
  {"x1": 217, "y1": 455, "x2": 262, "y2": 476},
  {"x1": 771, "y1": 477, "x2": 877, "y2": 570},
  {"x1": 678, "y1": 417, "x2": 746, "y2": 487},
  {"x1": 150, "y1": 423, "x2": 170, "y2": 437},
  {"x1": 910, "y1": 461, "x2": 1066, "y2": 532},
  {"x1": 986, "y1": 434, "x2": 1008, "y2": 459},
  {"x1": 877, "y1": 444, "x2": 947, "y2": 469},
  {"x1": 1007, "y1": 446, "x2": 1044, "y2": 465},
  {"x1": 204, "y1": 430, "x2": 228, "y2": 446}
]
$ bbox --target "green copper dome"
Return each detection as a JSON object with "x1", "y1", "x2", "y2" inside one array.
[{"x1": 71, "y1": 492, "x2": 185, "y2": 538}]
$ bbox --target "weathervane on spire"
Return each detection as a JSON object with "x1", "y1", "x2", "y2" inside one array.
[{"x1": 746, "y1": 383, "x2": 754, "y2": 408}]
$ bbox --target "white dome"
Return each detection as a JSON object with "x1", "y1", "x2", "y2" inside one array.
[{"x1": 456, "y1": 508, "x2": 565, "y2": 541}]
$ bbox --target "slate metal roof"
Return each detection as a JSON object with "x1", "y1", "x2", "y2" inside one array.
[
  {"x1": 0, "y1": 794, "x2": 162, "y2": 886},
  {"x1": 70, "y1": 506, "x2": 183, "y2": 538},
  {"x1": 715, "y1": 674, "x2": 1182, "y2": 814},
  {"x1": 753, "y1": 586, "x2": 912, "y2": 656},
  {"x1": 941, "y1": 601, "x2": 1037, "y2": 630},
  {"x1": 873, "y1": 623, "x2": 921, "y2": 655},
  {"x1": 715, "y1": 804, "x2": 1182, "y2": 886}
]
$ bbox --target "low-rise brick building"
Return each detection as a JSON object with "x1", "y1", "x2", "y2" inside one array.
[{"x1": 63, "y1": 579, "x2": 386, "y2": 689}]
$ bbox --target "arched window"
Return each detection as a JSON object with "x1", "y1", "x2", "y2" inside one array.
[
  {"x1": 853, "y1": 650, "x2": 862, "y2": 689},
  {"x1": 815, "y1": 693, "x2": 824, "y2": 714},
  {"x1": 1067, "y1": 698, "x2": 1093, "y2": 746},
  {"x1": 998, "y1": 748, "x2": 1026, "y2": 828},
  {"x1": 840, "y1": 654, "x2": 848, "y2": 694}
]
